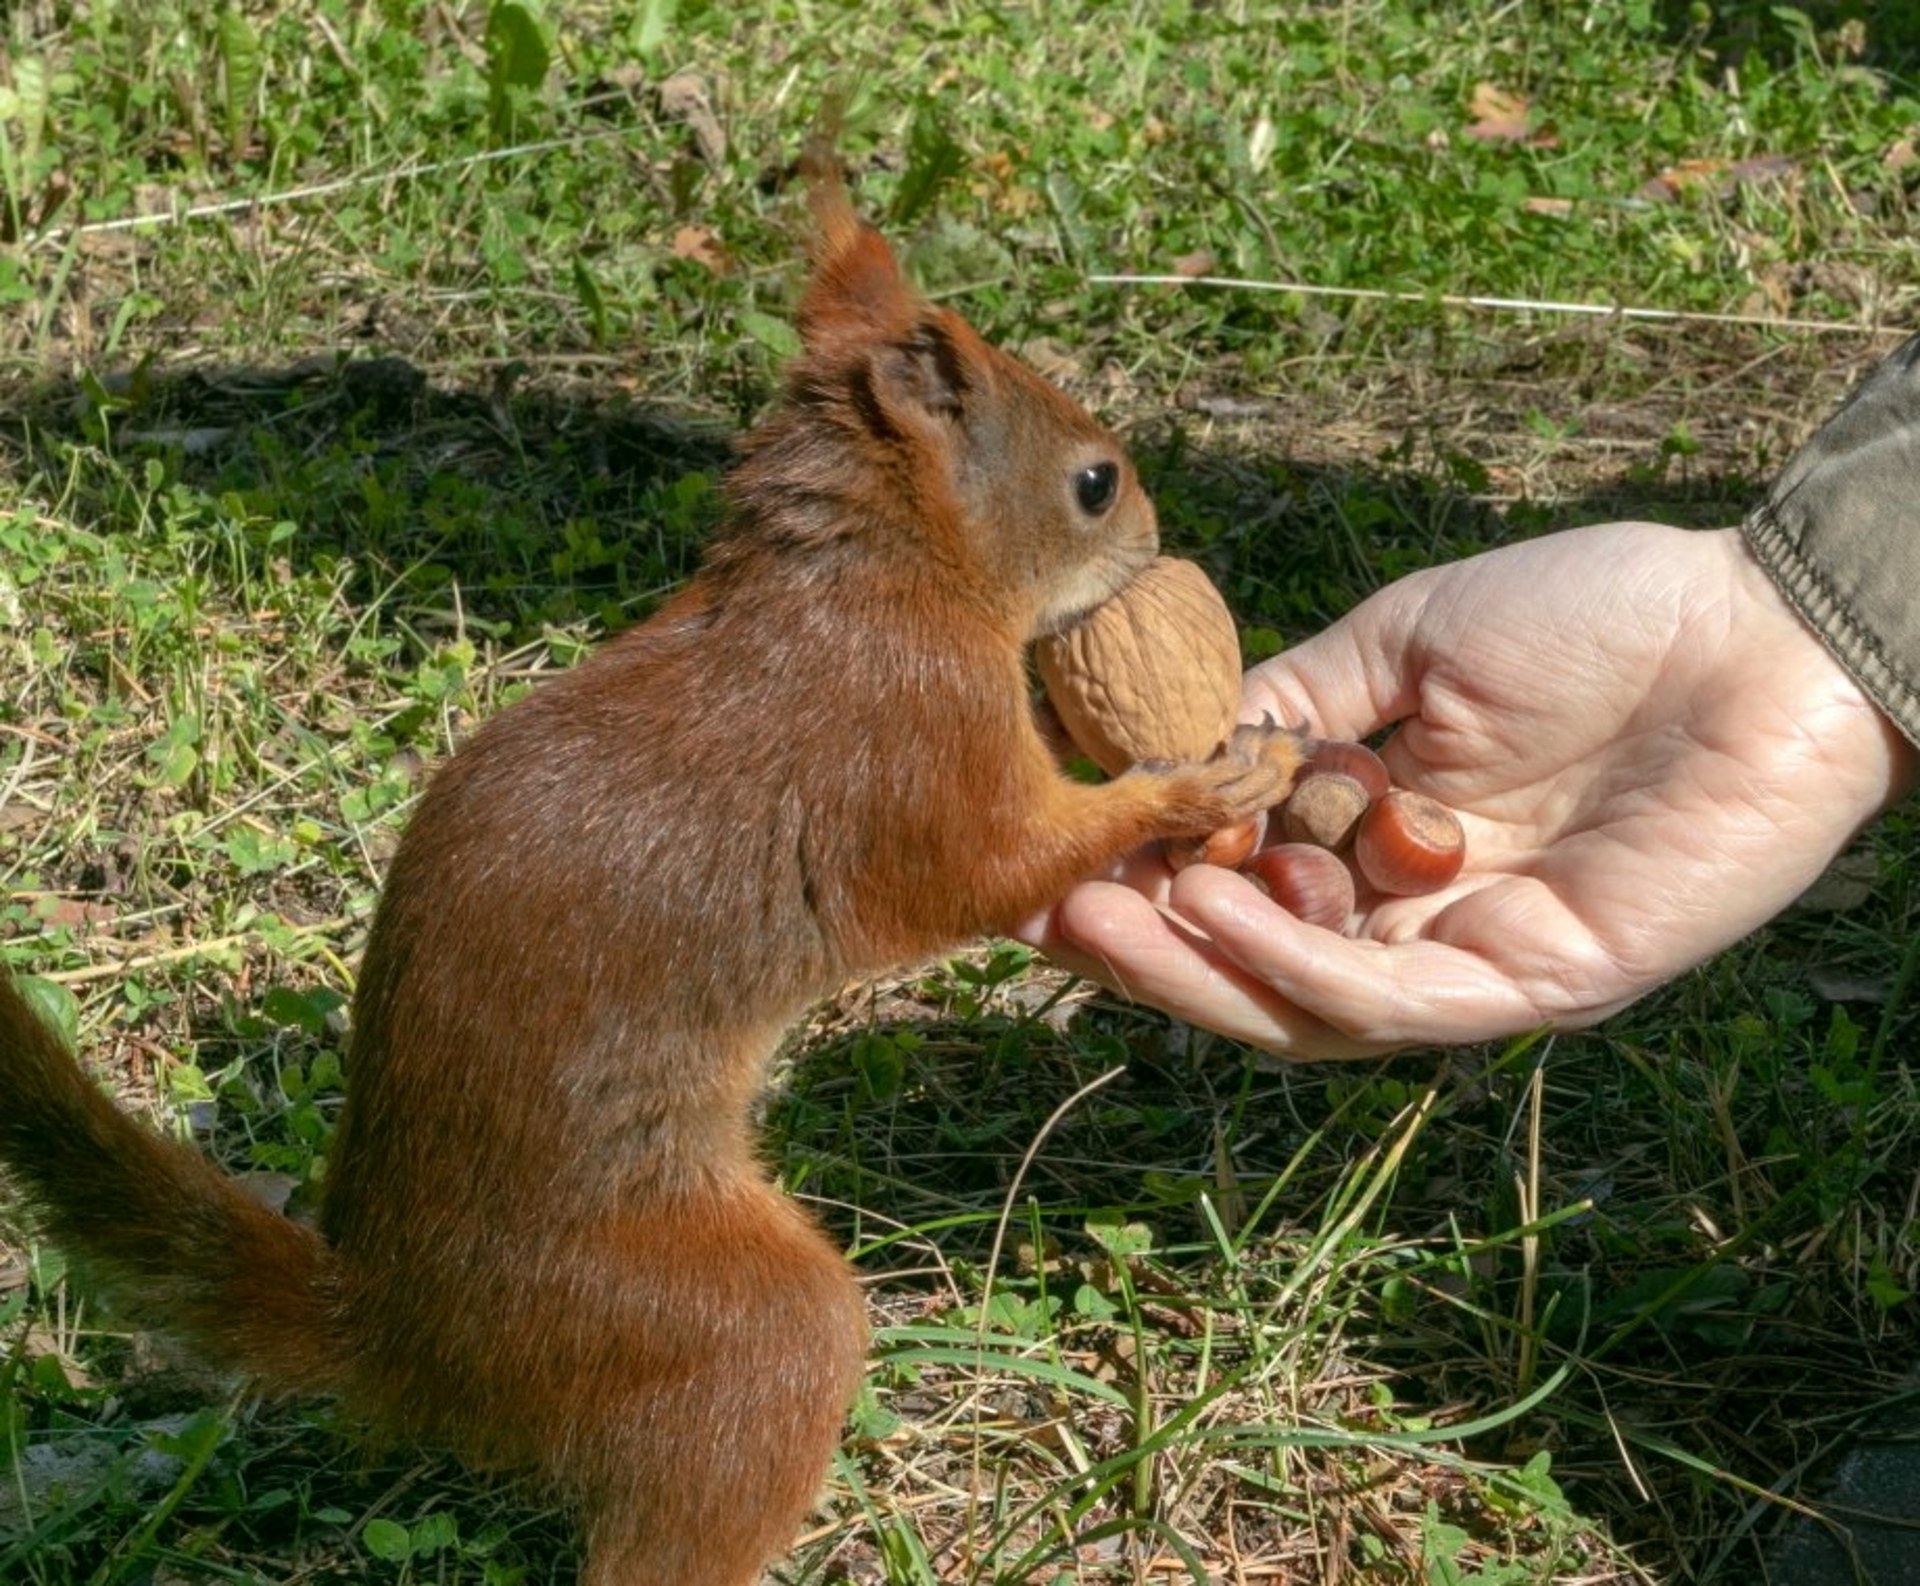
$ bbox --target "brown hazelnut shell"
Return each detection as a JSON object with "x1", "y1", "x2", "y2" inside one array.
[
  {"x1": 1167, "y1": 812, "x2": 1266, "y2": 872},
  {"x1": 1353, "y1": 789, "x2": 1466, "y2": 896},
  {"x1": 1302, "y1": 738, "x2": 1392, "y2": 801},
  {"x1": 1277, "y1": 771, "x2": 1371, "y2": 851},
  {"x1": 1242, "y1": 843, "x2": 1357, "y2": 930}
]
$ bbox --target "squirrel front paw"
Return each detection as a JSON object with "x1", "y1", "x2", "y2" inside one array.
[{"x1": 1131, "y1": 715, "x2": 1307, "y2": 837}]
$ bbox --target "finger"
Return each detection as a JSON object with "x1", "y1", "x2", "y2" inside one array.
[
  {"x1": 1239, "y1": 576, "x2": 1437, "y2": 741},
  {"x1": 1048, "y1": 882, "x2": 1400, "y2": 1060},
  {"x1": 1165, "y1": 866, "x2": 1554, "y2": 1048},
  {"x1": 1008, "y1": 840, "x2": 1179, "y2": 959}
]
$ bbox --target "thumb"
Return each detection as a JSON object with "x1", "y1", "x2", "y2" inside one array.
[{"x1": 1240, "y1": 575, "x2": 1432, "y2": 743}]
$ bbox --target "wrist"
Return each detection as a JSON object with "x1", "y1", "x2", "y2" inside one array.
[{"x1": 1725, "y1": 526, "x2": 1920, "y2": 810}]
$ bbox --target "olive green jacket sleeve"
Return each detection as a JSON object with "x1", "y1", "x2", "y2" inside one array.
[{"x1": 1741, "y1": 332, "x2": 1920, "y2": 748}]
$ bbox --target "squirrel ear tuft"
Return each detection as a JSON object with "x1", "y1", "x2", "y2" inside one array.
[
  {"x1": 797, "y1": 224, "x2": 917, "y2": 349},
  {"x1": 795, "y1": 132, "x2": 918, "y2": 349}
]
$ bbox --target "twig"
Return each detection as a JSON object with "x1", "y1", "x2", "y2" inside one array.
[
  {"x1": 1088, "y1": 271, "x2": 1909, "y2": 338},
  {"x1": 40, "y1": 935, "x2": 254, "y2": 984},
  {"x1": 982, "y1": 1063, "x2": 1130, "y2": 1307},
  {"x1": 39, "y1": 916, "x2": 353, "y2": 985},
  {"x1": 966, "y1": 1063, "x2": 1129, "y2": 1549},
  {"x1": 30, "y1": 126, "x2": 648, "y2": 252}
]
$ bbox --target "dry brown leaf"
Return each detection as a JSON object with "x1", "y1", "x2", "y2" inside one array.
[
  {"x1": 32, "y1": 895, "x2": 118, "y2": 928},
  {"x1": 971, "y1": 148, "x2": 1043, "y2": 220},
  {"x1": 670, "y1": 224, "x2": 732, "y2": 276},
  {"x1": 1808, "y1": 967, "x2": 1894, "y2": 1003},
  {"x1": 1465, "y1": 82, "x2": 1535, "y2": 144},
  {"x1": 1639, "y1": 154, "x2": 1796, "y2": 203},
  {"x1": 237, "y1": 1170, "x2": 303, "y2": 1213},
  {"x1": 1017, "y1": 337, "x2": 1083, "y2": 384},
  {"x1": 1794, "y1": 850, "x2": 1877, "y2": 913},
  {"x1": 1728, "y1": 154, "x2": 1798, "y2": 186},
  {"x1": 21, "y1": 1326, "x2": 94, "y2": 1384},
  {"x1": 1640, "y1": 157, "x2": 1722, "y2": 200},
  {"x1": 1744, "y1": 262, "x2": 1796, "y2": 318},
  {"x1": 657, "y1": 72, "x2": 726, "y2": 167}
]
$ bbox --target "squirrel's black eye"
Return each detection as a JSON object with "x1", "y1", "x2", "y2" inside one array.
[{"x1": 1074, "y1": 461, "x2": 1120, "y2": 517}]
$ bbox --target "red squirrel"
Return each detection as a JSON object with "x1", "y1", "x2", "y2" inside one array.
[{"x1": 0, "y1": 148, "x2": 1302, "y2": 1585}]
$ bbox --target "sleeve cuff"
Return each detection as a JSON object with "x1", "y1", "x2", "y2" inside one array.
[{"x1": 1740, "y1": 332, "x2": 1920, "y2": 749}]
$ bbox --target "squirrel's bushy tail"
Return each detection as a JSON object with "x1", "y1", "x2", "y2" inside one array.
[{"x1": 0, "y1": 972, "x2": 347, "y2": 1395}]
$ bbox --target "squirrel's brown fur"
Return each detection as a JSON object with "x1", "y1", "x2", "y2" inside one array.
[{"x1": 0, "y1": 151, "x2": 1300, "y2": 1585}]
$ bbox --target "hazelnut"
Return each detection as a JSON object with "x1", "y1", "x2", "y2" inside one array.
[
  {"x1": 1302, "y1": 738, "x2": 1391, "y2": 801},
  {"x1": 1167, "y1": 811, "x2": 1265, "y2": 872},
  {"x1": 1243, "y1": 843, "x2": 1357, "y2": 930},
  {"x1": 1353, "y1": 789, "x2": 1466, "y2": 895},
  {"x1": 1277, "y1": 771, "x2": 1370, "y2": 851}
]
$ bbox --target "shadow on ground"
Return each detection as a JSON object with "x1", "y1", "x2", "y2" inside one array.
[
  {"x1": 1656, "y1": 0, "x2": 1920, "y2": 79},
  {"x1": 0, "y1": 320, "x2": 1882, "y2": 640}
]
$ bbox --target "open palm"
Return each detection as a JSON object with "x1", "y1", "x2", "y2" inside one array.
[{"x1": 1027, "y1": 523, "x2": 1914, "y2": 1058}]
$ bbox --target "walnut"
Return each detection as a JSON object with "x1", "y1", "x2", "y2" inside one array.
[{"x1": 1034, "y1": 557, "x2": 1242, "y2": 775}]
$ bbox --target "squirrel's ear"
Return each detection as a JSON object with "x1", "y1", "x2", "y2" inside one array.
[
  {"x1": 796, "y1": 135, "x2": 918, "y2": 349},
  {"x1": 797, "y1": 224, "x2": 917, "y2": 349},
  {"x1": 853, "y1": 318, "x2": 971, "y2": 439},
  {"x1": 873, "y1": 320, "x2": 969, "y2": 419}
]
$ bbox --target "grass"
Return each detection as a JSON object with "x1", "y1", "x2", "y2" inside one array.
[{"x1": 2, "y1": 1, "x2": 1918, "y2": 1581}]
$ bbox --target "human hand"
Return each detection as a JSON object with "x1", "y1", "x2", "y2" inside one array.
[{"x1": 1022, "y1": 523, "x2": 1916, "y2": 1058}]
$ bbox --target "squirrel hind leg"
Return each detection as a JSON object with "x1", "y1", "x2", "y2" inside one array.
[{"x1": 560, "y1": 1183, "x2": 868, "y2": 1586}]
